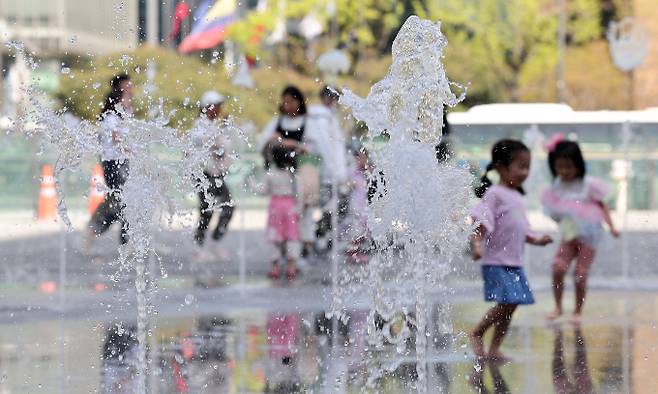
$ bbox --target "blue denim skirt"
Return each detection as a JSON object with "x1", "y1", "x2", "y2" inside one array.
[{"x1": 482, "y1": 265, "x2": 535, "y2": 305}]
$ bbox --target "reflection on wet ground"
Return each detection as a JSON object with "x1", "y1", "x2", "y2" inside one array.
[{"x1": 0, "y1": 291, "x2": 657, "y2": 393}]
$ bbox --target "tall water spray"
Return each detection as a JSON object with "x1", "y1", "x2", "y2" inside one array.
[
  {"x1": 338, "y1": 16, "x2": 473, "y2": 392},
  {"x1": 12, "y1": 47, "x2": 243, "y2": 391}
]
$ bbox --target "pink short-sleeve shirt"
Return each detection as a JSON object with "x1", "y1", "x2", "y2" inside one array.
[
  {"x1": 470, "y1": 185, "x2": 532, "y2": 267},
  {"x1": 541, "y1": 176, "x2": 608, "y2": 223}
]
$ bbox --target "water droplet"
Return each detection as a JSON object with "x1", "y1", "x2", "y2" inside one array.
[{"x1": 184, "y1": 294, "x2": 195, "y2": 305}]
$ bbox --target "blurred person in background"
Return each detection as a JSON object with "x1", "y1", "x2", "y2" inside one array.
[
  {"x1": 259, "y1": 85, "x2": 309, "y2": 164},
  {"x1": 258, "y1": 86, "x2": 314, "y2": 267},
  {"x1": 87, "y1": 73, "x2": 132, "y2": 248},
  {"x1": 308, "y1": 86, "x2": 349, "y2": 255},
  {"x1": 542, "y1": 138, "x2": 619, "y2": 324},
  {"x1": 436, "y1": 110, "x2": 452, "y2": 164},
  {"x1": 100, "y1": 322, "x2": 139, "y2": 393},
  {"x1": 343, "y1": 146, "x2": 372, "y2": 264},
  {"x1": 190, "y1": 91, "x2": 235, "y2": 262},
  {"x1": 259, "y1": 147, "x2": 302, "y2": 281}
]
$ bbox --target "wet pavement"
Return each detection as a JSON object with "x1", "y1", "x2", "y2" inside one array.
[
  {"x1": 1, "y1": 290, "x2": 657, "y2": 393},
  {"x1": 1, "y1": 212, "x2": 658, "y2": 393}
]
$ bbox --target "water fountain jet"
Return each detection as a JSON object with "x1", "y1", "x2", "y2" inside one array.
[{"x1": 336, "y1": 16, "x2": 473, "y2": 392}]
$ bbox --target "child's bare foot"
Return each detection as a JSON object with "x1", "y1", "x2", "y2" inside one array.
[
  {"x1": 546, "y1": 309, "x2": 562, "y2": 321},
  {"x1": 569, "y1": 313, "x2": 582, "y2": 325},
  {"x1": 468, "y1": 333, "x2": 486, "y2": 359}
]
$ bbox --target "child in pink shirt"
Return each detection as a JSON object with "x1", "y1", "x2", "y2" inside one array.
[
  {"x1": 542, "y1": 138, "x2": 619, "y2": 323},
  {"x1": 469, "y1": 139, "x2": 552, "y2": 361}
]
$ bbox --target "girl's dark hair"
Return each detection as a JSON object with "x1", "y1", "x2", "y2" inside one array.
[
  {"x1": 271, "y1": 146, "x2": 297, "y2": 170},
  {"x1": 100, "y1": 73, "x2": 130, "y2": 120},
  {"x1": 548, "y1": 140, "x2": 586, "y2": 179},
  {"x1": 279, "y1": 85, "x2": 307, "y2": 115},
  {"x1": 474, "y1": 139, "x2": 529, "y2": 198}
]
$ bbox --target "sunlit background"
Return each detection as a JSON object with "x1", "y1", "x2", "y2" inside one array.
[{"x1": 1, "y1": 1, "x2": 658, "y2": 393}]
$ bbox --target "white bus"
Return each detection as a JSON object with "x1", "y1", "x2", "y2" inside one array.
[{"x1": 448, "y1": 103, "x2": 658, "y2": 210}]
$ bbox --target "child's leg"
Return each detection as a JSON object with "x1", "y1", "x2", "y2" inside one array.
[
  {"x1": 212, "y1": 182, "x2": 234, "y2": 241},
  {"x1": 298, "y1": 206, "x2": 315, "y2": 257},
  {"x1": 285, "y1": 241, "x2": 301, "y2": 280},
  {"x1": 195, "y1": 188, "x2": 213, "y2": 246},
  {"x1": 572, "y1": 242, "x2": 595, "y2": 321},
  {"x1": 488, "y1": 304, "x2": 518, "y2": 359},
  {"x1": 548, "y1": 241, "x2": 577, "y2": 320},
  {"x1": 267, "y1": 243, "x2": 285, "y2": 279},
  {"x1": 469, "y1": 304, "x2": 513, "y2": 358}
]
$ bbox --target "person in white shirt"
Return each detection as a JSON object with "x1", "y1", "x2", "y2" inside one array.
[
  {"x1": 88, "y1": 73, "x2": 133, "y2": 246},
  {"x1": 307, "y1": 86, "x2": 349, "y2": 250},
  {"x1": 190, "y1": 91, "x2": 235, "y2": 261},
  {"x1": 307, "y1": 86, "x2": 348, "y2": 186}
]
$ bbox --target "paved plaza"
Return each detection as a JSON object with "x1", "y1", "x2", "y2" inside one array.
[{"x1": 0, "y1": 210, "x2": 657, "y2": 392}]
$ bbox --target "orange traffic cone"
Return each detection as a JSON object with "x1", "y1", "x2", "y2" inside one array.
[
  {"x1": 37, "y1": 165, "x2": 57, "y2": 221},
  {"x1": 88, "y1": 164, "x2": 105, "y2": 215}
]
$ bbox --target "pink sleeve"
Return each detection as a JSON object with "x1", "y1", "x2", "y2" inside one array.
[
  {"x1": 541, "y1": 187, "x2": 556, "y2": 207},
  {"x1": 470, "y1": 189, "x2": 497, "y2": 233},
  {"x1": 541, "y1": 186, "x2": 562, "y2": 213},
  {"x1": 587, "y1": 177, "x2": 608, "y2": 202}
]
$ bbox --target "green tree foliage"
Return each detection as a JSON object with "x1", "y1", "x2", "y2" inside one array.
[
  {"x1": 228, "y1": 0, "x2": 405, "y2": 70},
  {"x1": 568, "y1": 0, "x2": 603, "y2": 44},
  {"x1": 55, "y1": 47, "x2": 381, "y2": 129},
  {"x1": 413, "y1": 0, "x2": 603, "y2": 105},
  {"x1": 56, "y1": 47, "x2": 321, "y2": 129}
]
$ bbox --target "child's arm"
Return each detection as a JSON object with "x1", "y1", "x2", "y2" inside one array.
[
  {"x1": 598, "y1": 201, "x2": 620, "y2": 237},
  {"x1": 247, "y1": 171, "x2": 268, "y2": 196},
  {"x1": 526, "y1": 234, "x2": 553, "y2": 246},
  {"x1": 470, "y1": 225, "x2": 485, "y2": 260}
]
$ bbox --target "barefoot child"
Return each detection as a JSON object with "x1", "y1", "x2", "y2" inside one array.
[
  {"x1": 469, "y1": 139, "x2": 552, "y2": 360},
  {"x1": 542, "y1": 138, "x2": 619, "y2": 324}
]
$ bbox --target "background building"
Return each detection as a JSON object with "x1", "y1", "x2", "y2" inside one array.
[
  {"x1": 0, "y1": 0, "x2": 141, "y2": 55},
  {"x1": 0, "y1": 0, "x2": 186, "y2": 113}
]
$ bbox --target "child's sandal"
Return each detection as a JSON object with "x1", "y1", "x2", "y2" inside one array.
[
  {"x1": 267, "y1": 265, "x2": 280, "y2": 279},
  {"x1": 286, "y1": 267, "x2": 297, "y2": 281}
]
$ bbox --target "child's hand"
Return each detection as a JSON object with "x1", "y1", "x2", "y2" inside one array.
[{"x1": 610, "y1": 228, "x2": 621, "y2": 238}]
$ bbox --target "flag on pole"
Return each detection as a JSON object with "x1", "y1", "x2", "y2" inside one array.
[
  {"x1": 167, "y1": 1, "x2": 191, "y2": 43},
  {"x1": 179, "y1": 0, "x2": 237, "y2": 53}
]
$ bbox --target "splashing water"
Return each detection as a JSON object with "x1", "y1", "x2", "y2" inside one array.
[
  {"x1": 11, "y1": 45, "x2": 244, "y2": 391},
  {"x1": 337, "y1": 16, "x2": 473, "y2": 392}
]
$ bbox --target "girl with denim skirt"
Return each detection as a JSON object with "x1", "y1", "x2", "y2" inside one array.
[{"x1": 468, "y1": 139, "x2": 553, "y2": 361}]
